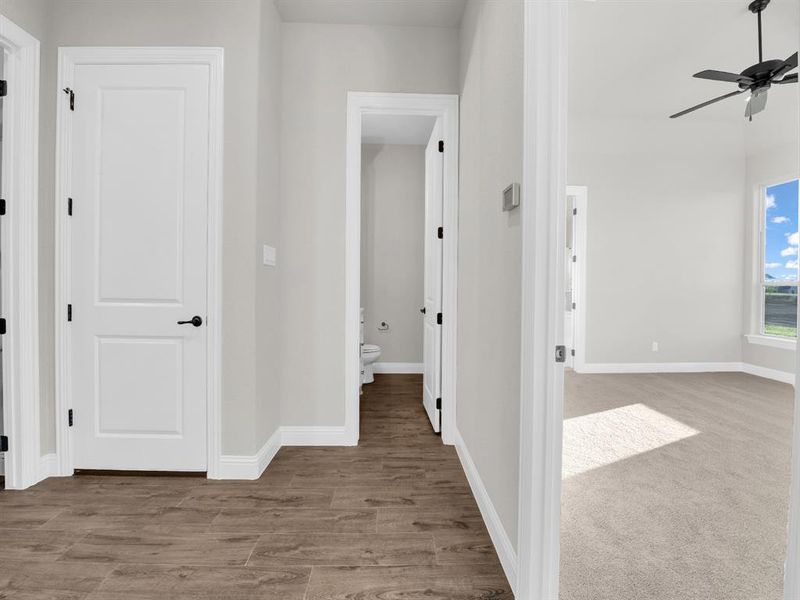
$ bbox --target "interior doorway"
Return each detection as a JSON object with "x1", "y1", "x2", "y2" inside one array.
[
  {"x1": 345, "y1": 92, "x2": 459, "y2": 445},
  {"x1": 359, "y1": 113, "x2": 443, "y2": 432},
  {"x1": 564, "y1": 186, "x2": 587, "y2": 371}
]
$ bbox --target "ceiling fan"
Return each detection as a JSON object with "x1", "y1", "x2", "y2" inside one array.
[{"x1": 670, "y1": 0, "x2": 797, "y2": 121}]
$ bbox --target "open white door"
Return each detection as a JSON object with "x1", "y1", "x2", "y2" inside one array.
[
  {"x1": 422, "y1": 120, "x2": 444, "y2": 433},
  {"x1": 69, "y1": 61, "x2": 211, "y2": 471}
]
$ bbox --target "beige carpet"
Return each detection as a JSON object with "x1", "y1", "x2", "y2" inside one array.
[{"x1": 561, "y1": 371, "x2": 794, "y2": 600}]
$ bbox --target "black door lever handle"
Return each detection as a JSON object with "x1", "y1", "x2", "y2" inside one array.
[
  {"x1": 177, "y1": 316, "x2": 203, "y2": 327},
  {"x1": 420, "y1": 307, "x2": 426, "y2": 314}
]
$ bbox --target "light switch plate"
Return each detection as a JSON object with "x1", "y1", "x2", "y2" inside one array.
[{"x1": 262, "y1": 245, "x2": 277, "y2": 266}]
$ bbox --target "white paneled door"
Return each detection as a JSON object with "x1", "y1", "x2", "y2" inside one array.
[
  {"x1": 70, "y1": 63, "x2": 210, "y2": 471},
  {"x1": 422, "y1": 121, "x2": 444, "y2": 433}
]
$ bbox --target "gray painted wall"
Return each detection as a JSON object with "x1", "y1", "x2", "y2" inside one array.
[
  {"x1": 361, "y1": 144, "x2": 425, "y2": 364},
  {"x1": 569, "y1": 115, "x2": 747, "y2": 365},
  {"x1": 457, "y1": 0, "x2": 523, "y2": 550},
  {"x1": 279, "y1": 22, "x2": 459, "y2": 427}
]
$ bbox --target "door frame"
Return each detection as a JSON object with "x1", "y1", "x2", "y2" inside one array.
[
  {"x1": 345, "y1": 92, "x2": 459, "y2": 445},
  {"x1": 566, "y1": 185, "x2": 588, "y2": 372},
  {"x1": 0, "y1": 16, "x2": 41, "y2": 490},
  {"x1": 53, "y1": 47, "x2": 225, "y2": 478},
  {"x1": 517, "y1": 1, "x2": 567, "y2": 597}
]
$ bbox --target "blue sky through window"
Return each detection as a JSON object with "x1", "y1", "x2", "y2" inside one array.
[{"x1": 764, "y1": 179, "x2": 800, "y2": 282}]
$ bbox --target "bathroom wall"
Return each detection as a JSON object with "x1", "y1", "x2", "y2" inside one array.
[{"x1": 361, "y1": 143, "x2": 425, "y2": 365}]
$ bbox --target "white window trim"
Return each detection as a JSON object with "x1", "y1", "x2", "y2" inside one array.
[{"x1": 754, "y1": 177, "x2": 800, "y2": 342}]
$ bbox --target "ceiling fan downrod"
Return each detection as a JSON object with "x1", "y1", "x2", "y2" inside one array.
[{"x1": 749, "y1": 0, "x2": 770, "y2": 63}]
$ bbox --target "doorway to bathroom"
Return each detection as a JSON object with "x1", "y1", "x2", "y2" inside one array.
[{"x1": 345, "y1": 93, "x2": 459, "y2": 444}]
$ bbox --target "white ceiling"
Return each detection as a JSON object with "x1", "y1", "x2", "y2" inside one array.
[
  {"x1": 361, "y1": 114, "x2": 437, "y2": 145},
  {"x1": 569, "y1": 0, "x2": 799, "y2": 122},
  {"x1": 274, "y1": 0, "x2": 468, "y2": 28}
]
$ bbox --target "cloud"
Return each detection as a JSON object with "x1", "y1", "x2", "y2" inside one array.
[
  {"x1": 787, "y1": 260, "x2": 799, "y2": 270},
  {"x1": 766, "y1": 262, "x2": 782, "y2": 269},
  {"x1": 781, "y1": 246, "x2": 798, "y2": 257},
  {"x1": 766, "y1": 194, "x2": 777, "y2": 210},
  {"x1": 773, "y1": 216, "x2": 790, "y2": 224},
  {"x1": 789, "y1": 232, "x2": 800, "y2": 246}
]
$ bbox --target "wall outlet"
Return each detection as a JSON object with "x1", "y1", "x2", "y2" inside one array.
[
  {"x1": 262, "y1": 245, "x2": 277, "y2": 267},
  {"x1": 651, "y1": 341, "x2": 659, "y2": 352}
]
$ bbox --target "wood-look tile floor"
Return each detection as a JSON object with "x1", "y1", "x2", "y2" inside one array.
[{"x1": 0, "y1": 374, "x2": 512, "y2": 599}]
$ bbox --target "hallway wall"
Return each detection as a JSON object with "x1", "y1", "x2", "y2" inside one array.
[{"x1": 457, "y1": 0, "x2": 524, "y2": 551}]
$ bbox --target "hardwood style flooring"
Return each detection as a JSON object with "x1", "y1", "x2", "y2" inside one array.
[{"x1": 0, "y1": 374, "x2": 512, "y2": 599}]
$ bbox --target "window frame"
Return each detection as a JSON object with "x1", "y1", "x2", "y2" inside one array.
[{"x1": 757, "y1": 177, "x2": 800, "y2": 340}]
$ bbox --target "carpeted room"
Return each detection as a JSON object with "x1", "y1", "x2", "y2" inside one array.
[{"x1": 562, "y1": 1, "x2": 799, "y2": 598}]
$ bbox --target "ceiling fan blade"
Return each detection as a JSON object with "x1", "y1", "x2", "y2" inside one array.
[
  {"x1": 694, "y1": 69, "x2": 754, "y2": 85},
  {"x1": 774, "y1": 73, "x2": 798, "y2": 84},
  {"x1": 670, "y1": 89, "x2": 747, "y2": 119},
  {"x1": 745, "y1": 89, "x2": 769, "y2": 120},
  {"x1": 772, "y1": 52, "x2": 799, "y2": 79}
]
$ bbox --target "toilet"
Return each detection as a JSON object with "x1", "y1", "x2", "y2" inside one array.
[{"x1": 361, "y1": 344, "x2": 382, "y2": 384}]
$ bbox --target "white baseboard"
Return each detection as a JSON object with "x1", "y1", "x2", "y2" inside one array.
[
  {"x1": 281, "y1": 425, "x2": 354, "y2": 446},
  {"x1": 373, "y1": 362, "x2": 423, "y2": 374},
  {"x1": 576, "y1": 361, "x2": 795, "y2": 385},
  {"x1": 39, "y1": 453, "x2": 58, "y2": 481},
  {"x1": 453, "y1": 428, "x2": 518, "y2": 594},
  {"x1": 576, "y1": 361, "x2": 742, "y2": 374},
  {"x1": 216, "y1": 427, "x2": 281, "y2": 480},
  {"x1": 742, "y1": 362, "x2": 795, "y2": 385}
]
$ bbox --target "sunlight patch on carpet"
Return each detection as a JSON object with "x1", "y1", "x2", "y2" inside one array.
[{"x1": 563, "y1": 403, "x2": 700, "y2": 479}]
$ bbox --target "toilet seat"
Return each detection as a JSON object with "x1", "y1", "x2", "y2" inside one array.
[{"x1": 363, "y1": 344, "x2": 380, "y2": 354}]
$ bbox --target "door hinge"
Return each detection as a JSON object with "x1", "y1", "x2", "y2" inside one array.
[
  {"x1": 68, "y1": 409, "x2": 74, "y2": 427},
  {"x1": 555, "y1": 345, "x2": 566, "y2": 363},
  {"x1": 0, "y1": 318, "x2": 6, "y2": 335},
  {"x1": 572, "y1": 302, "x2": 576, "y2": 310},
  {"x1": 572, "y1": 255, "x2": 577, "y2": 263},
  {"x1": 0, "y1": 199, "x2": 6, "y2": 216},
  {"x1": 437, "y1": 312, "x2": 442, "y2": 325},
  {"x1": 573, "y1": 208, "x2": 577, "y2": 215},
  {"x1": 67, "y1": 304, "x2": 73, "y2": 322},
  {"x1": 435, "y1": 397, "x2": 442, "y2": 410},
  {"x1": 0, "y1": 80, "x2": 7, "y2": 97},
  {"x1": 437, "y1": 226, "x2": 443, "y2": 239},
  {"x1": 438, "y1": 140, "x2": 444, "y2": 153},
  {"x1": 0, "y1": 435, "x2": 8, "y2": 452},
  {"x1": 571, "y1": 348, "x2": 575, "y2": 357},
  {"x1": 63, "y1": 87, "x2": 75, "y2": 111},
  {"x1": 68, "y1": 197, "x2": 73, "y2": 216}
]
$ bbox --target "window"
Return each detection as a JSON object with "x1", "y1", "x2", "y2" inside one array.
[{"x1": 762, "y1": 179, "x2": 800, "y2": 338}]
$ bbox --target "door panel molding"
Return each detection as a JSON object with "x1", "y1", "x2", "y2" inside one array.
[{"x1": 54, "y1": 47, "x2": 224, "y2": 478}]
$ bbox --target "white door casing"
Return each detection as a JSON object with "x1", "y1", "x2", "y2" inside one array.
[
  {"x1": 57, "y1": 48, "x2": 224, "y2": 473},
  {"x1": 422, "y1": 120, "x2": 444, "y2": 432}
]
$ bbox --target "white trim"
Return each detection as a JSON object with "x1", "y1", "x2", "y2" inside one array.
[
  {"x1": 53, "y1": 47, "x2": 225, "y2": 478},
  {"x1": 577, "y1": 362, "x2": 742, "y2": 374},
  {"x1": 742, "y1": 363, "x2": 795, "y2": 385},
  {"x1": 517, "y1": 1, "x2": 567, "y2": 598},
  {"x1": 0, "y1": 16, "x2": 42, "y2": 490},
  {"x1": 576, "y1": 361, "x2": 794, "y2": 384},
  {"x1": 216, "y1": 428, "x2": 281, "y2": 480},
  {"x1": 745, "y1": 334, "x2": 797, "y2": 351},
  {"x1": 280, "y1": 426, "x2": 351, "y2": 447},
  {"x1": 373, "y1": 362, "x2": 423, "y2": 374},
  {"x1": 38, "y1": 454, "x2": 59, "y2": 481},
  {"x1": 453, "y1": 429, "x2": 518, "y2": 594},
  {"x1": 566, "y1": 185, "x2": 588, "y2": 372},
  {"x1": 345, "y1": 92, "x2": 459, "y2": 446}
]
